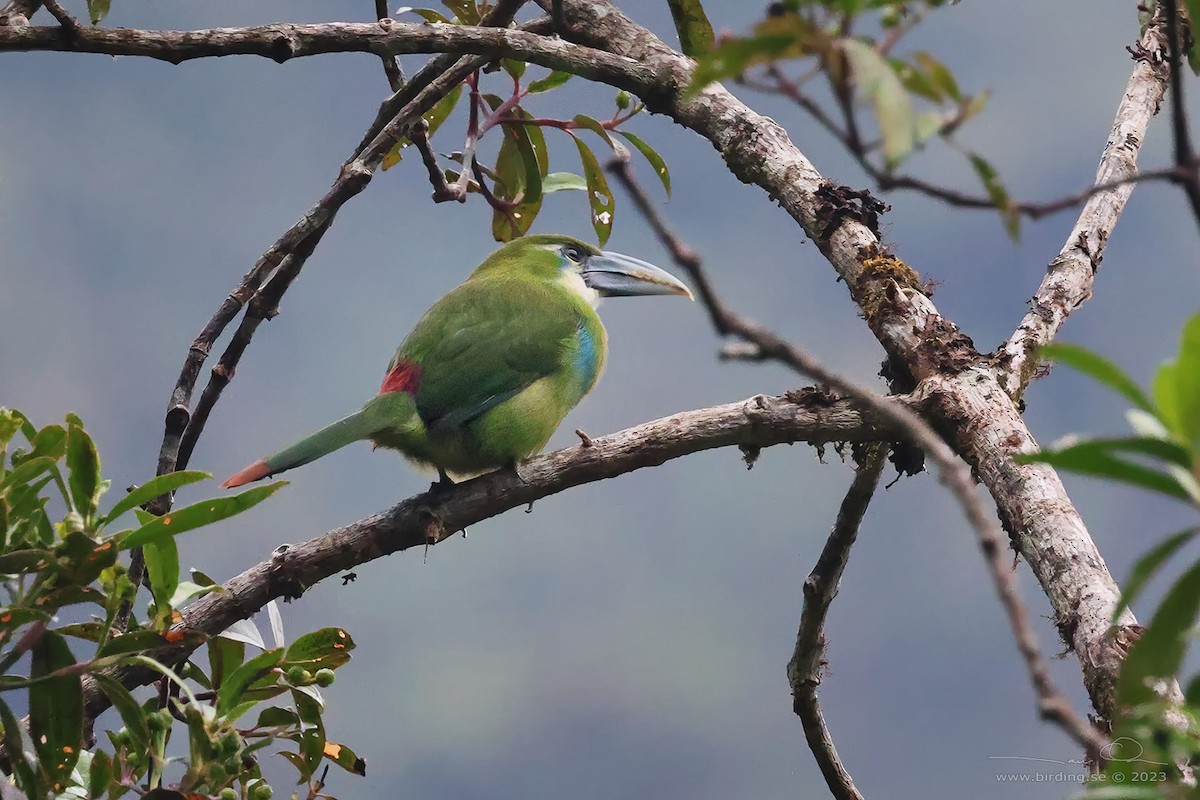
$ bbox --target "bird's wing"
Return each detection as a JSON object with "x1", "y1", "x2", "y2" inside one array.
[{"x1": 389, "y1": 277, "x2": 584, "y2": 431}]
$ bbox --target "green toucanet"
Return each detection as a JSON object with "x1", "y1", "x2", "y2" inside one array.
[{"x1": 222, "y1": 234, "x2": 692, "y2": 488}]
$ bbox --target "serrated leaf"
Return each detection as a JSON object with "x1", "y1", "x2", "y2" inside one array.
[
  {"x1": 120, "y1": 482, "x2": 285, "y2": 550},
  {"x1": 29, "y1": 631, "x2": 82, "y2": 792},
  {"x1": 1040, "y1": 343, "x2": 1154, "y2": 412},
  {"x1": 667, "y1": 0, "x2": 714, "y2": 56},
  {"x1": 542, "y1": 172, "x2": 588, "y2": 193},
  {"x1": 841, "y1": 39, "x2": 914, "y2": 167},
  {"x1": 285, "y1": 628, "x2": 355, "y2": 671},
  {"x1": 1019, "y1": 442, "x2": 1192, "y2": 501},
  {"x1": 526, "y1": 70, "x2": 572, "y2": 93},
  {"x1": 86, "y1": 0, "x2": 110, "y2": 25},
  {"x1": 217, "y1": 648, "x2": 284, "y2": 716},
  {"x1": 1114, "y1": 527, "x2": 1200, "y2": 622},
  {"x1": 967, "y1": 152, "x2": 1019, "y2": 240},
  {"x1": 101, "y1": 471, "x2": 210, "y2": 525},
  {"x1": 1118, "y1": 555, "x2": 1200, "y2": 709},
  {"x1": 65, "y1": 422, "x2": 101, "y2": 522},
  {"x1": 572, "y1": 135, "x2": 614, "y2": 246},
  {"x1": 616, "y1": 131, "x2": 671, "y2": 197},
  {"x1": 323, "y1": 740, "x2": 368, "y2": 776}
]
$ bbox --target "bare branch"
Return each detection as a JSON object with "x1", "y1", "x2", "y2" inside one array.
[
  {"x1": 998, "y1": 10, "x2": 1170, "y2": 397},
  {"x1": 788, "y1": 442, "x2": 888, "y2": 800},
  {"x1": 544, "y1": 0, "x2": 1104, "y2": 758},
  {"x1": 1162, "y1": 0, "x2": 1200, "y2": 230},
  {"x1": 70, "y1": 391, "x2": 901, "y2": 725},
  {"x1": 0, "y1": 0, "x2": 42, "y2": 26},
  {"x1": 606, "y1": 147, "x2": 1105, "y2": 758}
]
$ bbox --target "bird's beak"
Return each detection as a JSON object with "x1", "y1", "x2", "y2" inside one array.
[{"x1": 582, "y1": 251, "x2": 694, "y2": 299}]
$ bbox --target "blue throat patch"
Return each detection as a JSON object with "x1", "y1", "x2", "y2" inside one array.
[{"x1": 574, "y1": 323, "x2": 601, "y2": 393}]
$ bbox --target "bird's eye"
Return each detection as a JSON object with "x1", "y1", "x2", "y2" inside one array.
[{"x1": 562, "y1": 245, "x2": 585, "y2": 263}]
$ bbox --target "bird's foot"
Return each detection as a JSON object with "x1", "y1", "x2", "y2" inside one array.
[{"x1": 429, "y1": 468, "x2": 456, "y2": 494}]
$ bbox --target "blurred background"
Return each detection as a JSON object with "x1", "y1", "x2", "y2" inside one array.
[{"x1": 3, "y1": 1, "x2": 1199, "y2": 797}]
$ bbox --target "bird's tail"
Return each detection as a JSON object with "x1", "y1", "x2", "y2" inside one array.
[{"x1": 222, "y1": 392, "x2": 420, "y2": 488}]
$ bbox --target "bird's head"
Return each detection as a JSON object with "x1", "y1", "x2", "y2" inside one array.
[{"x1": 475, "y1": 234, "x2": 694, "y2": 306}]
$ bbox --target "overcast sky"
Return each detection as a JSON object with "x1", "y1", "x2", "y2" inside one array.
[{"x1": 3, "y1": 2, "x2": 1200, "y2": 799}]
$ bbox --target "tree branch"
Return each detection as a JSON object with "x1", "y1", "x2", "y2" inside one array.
[
  {"x1": 605, "y1": 144, "x2": 1105, "y2": 758},
  {"x1": 997, "y1": 10, "x2": 1170, "y2": 397},
  {"x1": 542, "y1": 0, "x2": 1114, "y2": 750},
  {"x1": 74, "y1": 391, "x2": 901, "y2": 724},
  {"x1": 787, "y1": 442, "x2": 887, "y2": 800}
]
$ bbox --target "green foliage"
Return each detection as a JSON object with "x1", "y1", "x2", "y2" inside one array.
[
  {"x1": 1031, "y1": 317, "x2": 1200, "y2": 797},
  {"x1": 0, "y1": 409, "x2": 361, "y2": 799},
  {"x1": 86, "y1": 0, "x2": 111, "y2": 25}
]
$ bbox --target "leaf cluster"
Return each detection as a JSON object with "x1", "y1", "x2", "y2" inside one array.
[{"x1": 0, "y1": 410, "x2": 360, "y2": 799}]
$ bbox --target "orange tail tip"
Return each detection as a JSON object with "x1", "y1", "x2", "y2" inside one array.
[{"x1": 222, "y1": 459, "x2": 271, "y2": 489}]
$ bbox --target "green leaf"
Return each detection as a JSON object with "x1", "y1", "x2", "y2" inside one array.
[
  {"x1": 441, "y1": 0, "x2": 478, "y2": 23},
  {"x1": 0, "y1": 695, "x2": 43, "y2": 799},
  {"x1": 101, "y1": 470, "x2": 210, "y2": 525},
  {"x1": 88, "y1": 749, "x2": 113, "y2": 799},
  {"x1": 29, "y1": 630, "x2": 82, "y2": 793},
  {"x1": 967, "y1": 152, "x2": 1019, "y2": 240},
  {"x1": 217, "y1": 648, "x2": 284, "y2": 717},
  {"x1": 1114, "y1": 528, "x2": 1200, "y2": 622},
  {"x1": 687, "y1": 13, "x2": 821, "y2": 95},
  {"x1": 0, "y1": 548, "x2": 52, "y2": 574},
  {"x1": 119, "y1": 482, "x2": 286, "y2": 550},
  {"x1": 1039, "y1": 343, "x2": 1154, "y2": 412},
  {"x1": 30, "y1": 425, "x2": 67, "y2": 461},
  {"x1": 1, "y1": 456, "x2": 55, "y2": 491},
  {"x1": 1153, "y1": 311, "x2": 1200, "y2": 448},
  {"x1": 666, "y1": 0, "x2": 714, "y2": 56},
  {"x1": 255, "y1": 705, "x2": 299, "y2": 730},
  {"x1": 382, "y1": 83, "x2": 463, "y2": 170},
  {"x1": 285, "y1": 628, "x2": 356, "y2": 671},
  {"x1": 92, "y1": 672, "x2": 151, "y2": 751},
  {"x1": 1118, "y1": 555, "x2": 1200, "y2": 709},
  {"x1": 542, "y1": 172, "x2": 588, "y2": 193},
  {"x1": 1186, "y1": 1, "x2": 1200, "y2": 74},
  {"x1": 86, "y1": 0, "x2": 110, "y2": 25},
  {"x1": 408, "y1": 8, "x2": 451, "y2": 24},
  {"x1": 1019, "y1": 441, "x2": 1192, "y2": 501},
  {"x1": 840, "y1": 39, "x2": 914, "y2": 167},
  {"x1": 571, "y1": 114, "x2": 614, "y2": 150},
  {"x1": 501, "y1": 58, "x2": 526, "y2": 80},
  {"x1": 616, "y1": 131, "x2": 671, "y2": 197},
  {"x1": 143, "y1": 535, "x2": 180, "y2": 628},
  {"x1": 97, "y1": 629, "x2": 172, "y2": 658},
  {"x1": 526, "y1": 70, "x2": 572, "y2": 93},
  {"x1": 572, "y1": 135, "x2": 614, "y2": 247},
  {"x1": 53, "y1": 531, "x2": 118, "y2": 585},
  {"x1": 65, "y1": 418, "x2": 102, "y2": 522},
  {"x1": 913, "y1": 51, "x2": 960, "y2": 102},
  {"x1": 323, "y1": 740, "x2": 368, "y2": 776},
  {"x1": 491, "y1": 111, "x2": 544, "y2": 241}
]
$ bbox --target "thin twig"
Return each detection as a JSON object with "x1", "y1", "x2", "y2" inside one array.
[
  {"x1": 1162, "y1": 0, "x2": 1200, "y2": 231},
  {"x1": 788, "y1": 442, "x2": 888, "y2": 800},
  {"x1": 608, "y1": 155, "x2": 1108, "y2": 761},
  {"x1": 26, "y1": 391, "x2": 904, "y2": 748},
  {"x1": 38, "y1": 0, "x2": 77, "y2": 34}
]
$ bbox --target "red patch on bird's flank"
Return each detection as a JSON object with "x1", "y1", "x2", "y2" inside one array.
[{"x1": 380, "y1": 360, "x2": 421, "y2": 394}]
